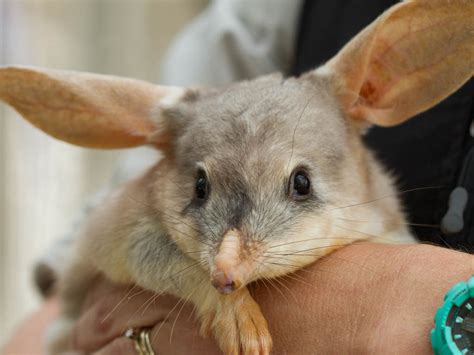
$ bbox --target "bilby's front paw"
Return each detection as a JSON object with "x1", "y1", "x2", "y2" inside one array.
[{"x1": 201, "y1": 288, "x2": 272, "y2": 355}]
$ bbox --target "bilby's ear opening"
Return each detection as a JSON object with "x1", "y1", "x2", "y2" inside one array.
[
  {"x1": 313, "y1": 0, "x2": 473, "y2": 126},
  {"x1": 0, "y1": 66, "x2": 185, "y2": 149}
]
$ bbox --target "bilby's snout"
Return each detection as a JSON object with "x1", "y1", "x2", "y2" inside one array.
[{"x1": 211, "y1": 229, "x2": 252, "y2": 294}]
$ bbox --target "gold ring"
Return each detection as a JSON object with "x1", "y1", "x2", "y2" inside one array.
[{"x1": 125, "y1": 327, "x2": 156, "y2": 355}]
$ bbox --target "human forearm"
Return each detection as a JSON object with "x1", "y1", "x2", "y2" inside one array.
[
  {"x1": 252, "y1": 243, "x2": 473, "y2": 354},
  {"x1": 10, "y1": 243, "x2": 470, "y2": 354}
]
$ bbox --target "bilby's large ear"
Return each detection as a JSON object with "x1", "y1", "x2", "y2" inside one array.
[
  {"x1": 316, "y1": 0, "x2": 473, "y2": 126},
  {"x1": 0, "y1": 66, "x2": 184, "y2": 148}
]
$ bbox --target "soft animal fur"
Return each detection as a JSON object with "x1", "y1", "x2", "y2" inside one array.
[{"x1": 0, "y1": 1, "x2": 472, "y2": 354}]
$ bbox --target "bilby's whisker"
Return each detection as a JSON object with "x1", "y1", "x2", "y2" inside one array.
[
  {"x1": 331, "y1": 185, "x2": 444, "y2": 211},
  {"x1": 124, "y1": 193, "x2": 215, "y2": 247},
  {"x1": 254, "y1": 257, "x2": 292, "y2": 304},
  {"x1": 333, "y1": 223, "x2": 401, "y2": 242},
  {"x1": 140, "y1": 292, "x2": 163, "y2": 316},
  {"x1": 264, "y1": 274, "x2": 290, "y2": 305},
  {"x1": 279, "y1": 272, "x2": 316, "y2": 290},
  {"x1": 101, "y1": 284, "x2": 139, "y2": 324},
  {"x1": 169, "y1": 283, "x2": 200, "y2": 344},
  {"x1": 162, "y1": 259, "x2": 207, "y2": 282},
  {"x1": 264, "y1": 249, "x2": 376, "y2": 273},
  {"x1": 259, "y1": 260, "x2": 341, "y2": 277},
  {"x1": 287, "y1": 93, "x2": 315, "y2": 171},
  {"x1": 253, "y1": 278, "x2": 274, "y2": 302},
  {"x1": 271, "y1": 276, "x2": 298, "y2": 303},
  {"x1": 336, "y1": 217, "x2": 439, "y2": 228},
  {"x1": 267, "y1": 236, "x2": 362, "y2": 250},
  {"x1": 152, "y1": 296, "x2": 186, "y2": 344}
]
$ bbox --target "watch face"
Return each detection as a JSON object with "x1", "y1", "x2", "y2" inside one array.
[{"x1": 448, "y1": 297, "x2": 474, "y2": 354}]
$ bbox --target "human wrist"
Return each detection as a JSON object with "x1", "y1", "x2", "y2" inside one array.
[{"x1": 366, "y1": 244, "x2": 474, "y2": 354}]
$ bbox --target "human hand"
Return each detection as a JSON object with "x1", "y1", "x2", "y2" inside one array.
[{"x1": 69, "y1": 278, "x2": 220, "y2": 354}]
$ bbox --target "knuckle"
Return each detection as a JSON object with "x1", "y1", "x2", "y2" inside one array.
[
  {"x1": 92, "y1": 298, "x2": 119, "y2": 334},
  {"x1": 94, "y1": 296, "x2": 115, "y2": 318},
  {"x1": 99, "y1": 337, "x2": 136, "y2": 355}
]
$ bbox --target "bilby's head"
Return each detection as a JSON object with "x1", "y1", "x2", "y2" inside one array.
[{"x1": 1, "y1": 0, "x2": 472, "y2": 293}]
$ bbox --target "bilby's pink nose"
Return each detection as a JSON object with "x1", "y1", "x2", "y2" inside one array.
[
  {"x1": 212, "y1": 229, "x2": 252, "y2": 294},
  {"x1": 211, "y1": 270, "x2": 242, "y2": 294}
]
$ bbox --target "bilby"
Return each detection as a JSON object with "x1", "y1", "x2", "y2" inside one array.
[{"x1": 0, "y1": 0, "x2": 472, "y2": 353}]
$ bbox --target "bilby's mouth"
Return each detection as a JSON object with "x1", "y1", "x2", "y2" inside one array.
[{"x1": 211, "y1": 270, "x2": 242, "y2": 294}]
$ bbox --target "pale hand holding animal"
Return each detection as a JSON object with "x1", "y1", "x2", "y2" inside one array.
[{"x1": 0, "y1": 0, "x2": 472, "y2": 354}]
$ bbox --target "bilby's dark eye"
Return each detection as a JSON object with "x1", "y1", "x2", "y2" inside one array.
[
  {"x1": 195, "y1": 170, "x2": 208, "y2": 200},
  {"x1": 289, "y1": 169, "x2": 311, "y2": 200}
]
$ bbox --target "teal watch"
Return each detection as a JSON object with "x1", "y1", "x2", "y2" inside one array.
[{"x1": 432, "y1": 276, "x2": 474, "y2": 355}]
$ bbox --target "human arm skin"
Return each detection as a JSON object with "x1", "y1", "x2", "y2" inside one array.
[
  {"x1": 3, "y1": 243, "x2": 472, "y2": 354},
  {"x1": 76, "y1": 243, "x2": 474, "y2": 354},
  {"x1": 1, "y1": 297, "x2": 60, "y2": 354},
  {"x1": 256, "y1": 242, "x2": 472, "y2": 354}
]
